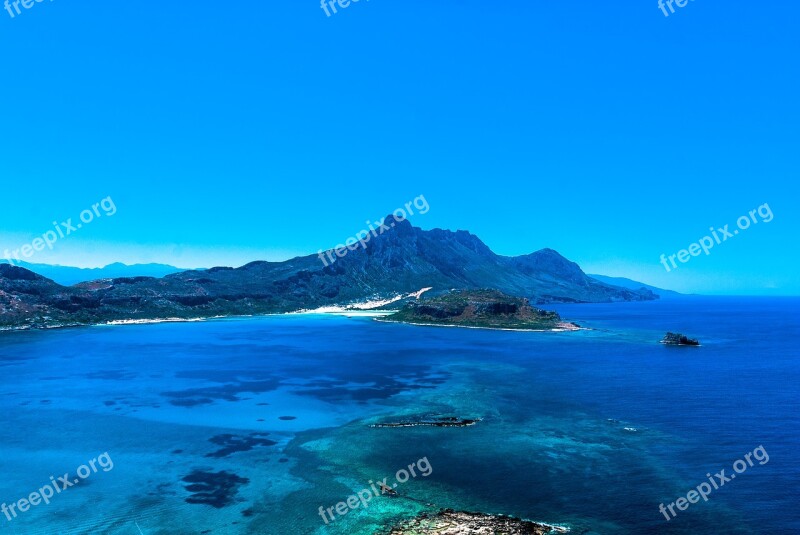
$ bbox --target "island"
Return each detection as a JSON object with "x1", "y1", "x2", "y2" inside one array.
[
  {"x1": 377, "y1": 289, "x2": 579, "y2": 331},
  {"x1": 660, "y1": 332, "x2": 700, "y2": 346},
  {"x1": 382, "y1": 509, "x2": 568, "y2": 534}
]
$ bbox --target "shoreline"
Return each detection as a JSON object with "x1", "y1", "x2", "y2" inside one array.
[
  {"x1": 0, "y1": 289, "x2": 434, "y2": 334},
  {"x1": 0, "y1": 313, "x2": 583, "y2": 335},
  {"x1": 0, "y1": 309, "x2": 401, "y2": 334},
  {"x1": 374, "y1": 318, "x2": 583, "y2": 333}
]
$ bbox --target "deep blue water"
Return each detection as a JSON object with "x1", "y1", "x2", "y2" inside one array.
[{"x1": 0, "y1": 297, "x2": 797, "y2": 534}]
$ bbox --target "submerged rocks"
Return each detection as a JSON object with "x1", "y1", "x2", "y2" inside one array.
[
  {"x1": 205, "y1": 432, "x2": 276, "y2": 458},
  {"x1": 382, "y1": 509, "x2": 568, "y2": 534},
  {"x1": 370, "y1": 416, "x2": 482, "y2": 428},
  {"x1": 181, "y1": 470, "x2": 249, "y2": 508}
]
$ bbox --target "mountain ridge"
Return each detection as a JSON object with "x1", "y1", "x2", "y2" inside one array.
[
  {"x1": 0, "y1": 216, "x2": 656, "y2": 330},
  {"x1": 0, "y1": 260, "x2": 187, "y2": 286},
  {"x1": 588, "y1": 274, "x2": 685, "y2": 298}
]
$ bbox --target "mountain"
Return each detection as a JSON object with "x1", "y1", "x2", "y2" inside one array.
[
  {"x1": 587, "y1": 274, "x2": 684, "y2": 299},
  {"x1": 0, "y1": 261, "x2": 186, "y2": 286},
  {"x1": 0, "y1": 216, "x2": 656, "y2": 330}
]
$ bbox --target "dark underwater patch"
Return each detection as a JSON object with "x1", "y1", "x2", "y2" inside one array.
[
  {"x1": 182, "y1": 470, "x2": 249, "y2": 508},
  {"x1": 169, "y1": 397, "x2": 215, "y2": 407},
  {"x1": 162, "y1": 378, "x2": 280, "y2": 407},
  {"x1": 85, "y1": 370, "x2": 137, "y2": 380},
  {"x1": 206, "y1": 433, "x2": 276, "y2": 458},
  {"x1": 291, "y1": 366, "x2": 448, "y2": 403}
]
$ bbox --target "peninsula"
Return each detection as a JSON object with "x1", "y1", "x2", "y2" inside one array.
[{"x1": 378, "y1": 289, "x2": 579, "y2": 331}]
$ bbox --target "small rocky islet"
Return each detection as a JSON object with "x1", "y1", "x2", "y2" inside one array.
[
  {"x1": 380, "y1": 509, "x2": 568, "y2": 535},
  {"x1": 660, "y1": 332, "x2": 700, "y2": 346}
]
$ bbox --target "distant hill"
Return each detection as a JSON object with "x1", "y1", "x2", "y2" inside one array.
[
  {"x1": 0, "y1": 216, "x2": 657, "y2": 330},
  {"x1": 0, "y1": 261, "x2": 187, "y2": 286},
  {"x1": 588, "y1": 274, "x2": 683, "y2": 298}
]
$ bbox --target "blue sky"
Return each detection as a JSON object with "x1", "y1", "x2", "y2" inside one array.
[{"x1": 1, "y1": 1, "x2": 797, "y2": 295}]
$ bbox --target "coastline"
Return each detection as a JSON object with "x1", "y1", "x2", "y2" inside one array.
[
  {"x1": 0, "y1": 315, "x2": 231, "y2": 333},
  {"x1": 290, "y1": 288, "x2": 432, "y2": 315},
  {"x1": 0, "y1": 309, "x2": 397, "y2": 334},
  {"x1": 0, "y1": 312, "x2": 583, "y2": 335},
  {"x1": 0, "y1": 289, "x2": 434, "y2": 334},
  {"x1": 101, "y1": 317, "x2": 209, "y2": 326},
  {"x1": 374, "y1": 318, "x2": 583, "y2": 333}
]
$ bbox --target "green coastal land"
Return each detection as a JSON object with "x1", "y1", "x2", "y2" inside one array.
[{"x1": 379, "y1": 289, "x2": 579, "y2": 331}]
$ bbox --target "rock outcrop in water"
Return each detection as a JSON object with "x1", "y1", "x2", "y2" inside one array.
[
  {"x1": 660, "y1": 332, "x2": 700, "y2": 346},
  {"x1": 369, "y1": 416, "x2": 481, "y2": 428},
  {"x1": 382, "y1": 509, "x2": 568, "y2": 534}
]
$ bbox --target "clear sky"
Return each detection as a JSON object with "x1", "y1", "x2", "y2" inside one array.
[{"x1": 1, "y1": 0, "x2": 797, "y2": 295}]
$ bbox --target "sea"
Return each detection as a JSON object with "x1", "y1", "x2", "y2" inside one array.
[{"x1": 0, "y1": 297, "x2": 797, "y2": 534}]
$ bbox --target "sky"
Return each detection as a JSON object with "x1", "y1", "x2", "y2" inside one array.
[{"x1": 1, "y1": 0, "x2": 798, "y2": 295}]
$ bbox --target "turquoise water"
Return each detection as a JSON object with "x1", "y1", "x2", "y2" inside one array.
[{"x1": 0, "y1": 298, "x2": 797, "y2": 534}]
